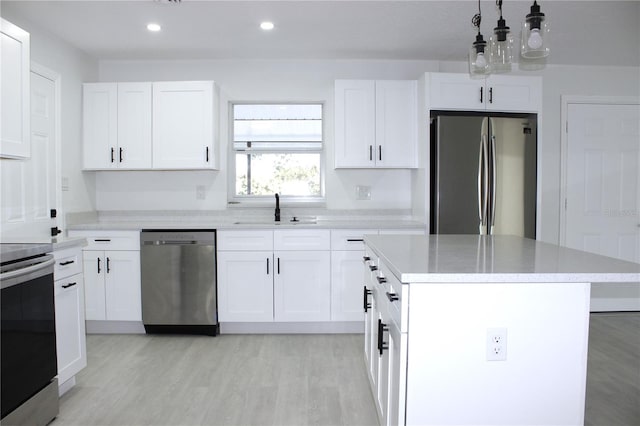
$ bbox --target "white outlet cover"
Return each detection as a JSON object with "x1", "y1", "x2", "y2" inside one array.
[
  {"x1": 356, "y1": 185, "x2": 371, "y2": 200},
  {"x1": 486, "y1": 327, "x2": 508, "y2": 361}
]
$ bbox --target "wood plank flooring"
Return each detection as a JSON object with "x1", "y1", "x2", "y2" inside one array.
[{"x1": 54, "y1": 312, "x2": 639, "y2": 426}]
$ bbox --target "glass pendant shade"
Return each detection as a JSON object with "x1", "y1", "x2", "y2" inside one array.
[
  {"x1": 490, "y1": 17, "x2": 514, "y2": 73},
  {"x1": 469, "y1": 33, "x2": 491, "y2": 79},
  {"x1": 521, "y1": 1, "x2": 550, "y2": 58}
]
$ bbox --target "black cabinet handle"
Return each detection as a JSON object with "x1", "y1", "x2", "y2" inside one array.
[
  {"x1": 111, "y1": 147, "x2": 115, "y2": 163},
  {"x1": 363, "y1": 286, "x2": 372, "y2": 312},
  {"x1": 206, "y1": 147, "x2": 210, "y2": 162},
  {"x1": 347, "y1": 239, "x2": 364, "y2": 242},
  {"x1": 94, "y1": 239, "x2": 111, "y2": 242},
  {"x1": 277, "y1": 257, "x2": 280, "y2": 274},
  {"x1": 369, "y1": 145, "x2": 373, "y2": 161},
  {"x1": 386, "y1": 292, "x2": 399, "y2": 302},
  {"x1": 267, "y1": 258, "x2": 270, "y2": 275},
  {"x1": 378, "y1": 145, "x2": 382, "y2": 161},
  {"x1": 59, "y1": 260, "x2": 75, "y2": 266},
  {"x1": 106, "y1": 257, "x2": 111, "y2": 273},
  {"x1": 97, "y1": 257, "x2": 101, "y2": 274},
  {"x1": 363, "y1": 256, "x2": 371, "y2": 262},
  {"x1": 369, "y1": 264, "x2": 378, "y2": 271},
  {"x1": 376, "y1": 276, "x2": 387, "y2": 284},
  {"x1": 378, "y1": 319, "x2": 389, "y2": 356},
  {"x1": 62, "y1": 282, "x2": 77, "y2": 289},
  {"x1": 489, "y1": 87, "x2": 493, "y2": 104},
  {"x1": 480, "y1": 86, "x2": 484, "y2": 103},
  {"x1": 119, "y1": 147, "x2": 123, "y2": 162}
]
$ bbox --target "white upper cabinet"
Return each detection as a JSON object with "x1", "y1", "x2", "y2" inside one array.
[
  {"x1": 335, "y1": 79, "x2": 417, "y2": 168},
  {"x1": 1, "y1": 19, "x2": 30, "y2": 159},
  {"x1": 82, "y1": 80, "x2": 217, "y2": 170},
  {"x1": 427, "y1": 73, "x2": 541, "y2": 113},
  {"x1": 152, "y1": 81, "x2": 218, "y2": 169},
  {"x1": 83, "y1": 82, "x2": 152, "y2": 169}
]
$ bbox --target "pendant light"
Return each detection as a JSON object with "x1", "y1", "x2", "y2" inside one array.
[
  {"x1": 521, "y1": 0, "x2": 550, "y2": 58},
  {"x1": 469, "y1": 0, "x2": 491, "y2": 79},
  {"x1": 489, "y1": 0, "x2": 514, "y2": 73}
]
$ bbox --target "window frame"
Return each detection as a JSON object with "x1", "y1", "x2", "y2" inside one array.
[{"x1": 227, "y1": 101, "x2": 326, "y2": 207}]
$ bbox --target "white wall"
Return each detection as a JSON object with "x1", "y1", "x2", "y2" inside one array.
[
  {"x1": 96, "y1": 59, "x2": 441, "y2": 211},
  {"x1": 0, "y1": 10, "x2": 99, "y2": 219}
]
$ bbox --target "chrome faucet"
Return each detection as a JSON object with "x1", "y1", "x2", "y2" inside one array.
[{"x1": 274, "y1": 193, "x2": 281, "y2": 222}]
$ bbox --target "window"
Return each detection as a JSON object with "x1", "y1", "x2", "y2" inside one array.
[{"x1": 231, "y1": 103, "x2": 323, "y2": 202}]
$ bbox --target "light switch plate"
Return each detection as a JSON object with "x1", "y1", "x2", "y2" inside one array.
[{"x1": 356, "y1": 185, "x2": 371, "y2": 200}]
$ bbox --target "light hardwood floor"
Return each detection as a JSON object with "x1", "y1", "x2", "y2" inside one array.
[{"x1": 54, "y1": 313, "x2": 639, "y2": 426}]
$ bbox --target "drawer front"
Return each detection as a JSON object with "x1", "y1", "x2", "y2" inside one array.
[
  {"x1": 53, "y1": 247, "x2": 83, "y2": 280},
  {"x1": 68, "y1": 230, "x2": 140, "y2": 251},
  {"x1": 217, "y1": 230, "x2": 273, "y2": 251},
  {"x1": 331, "y1": 229, "x2": 378, "y2": 251},
  {"x1": 274, "y1": 229, "x2": 330, "y2": 251},
  {"x1": 378, "y1": 262, "x2": 408, "y2": 333}
]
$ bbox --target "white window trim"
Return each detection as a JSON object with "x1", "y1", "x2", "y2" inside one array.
[{"x1": 227, "y1": 101, "x2": 326, "y2": 207}]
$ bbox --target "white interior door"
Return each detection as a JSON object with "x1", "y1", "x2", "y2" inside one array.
[
  {"x1": 563, "y1": 101, "x2": 640, "y2": 311},
  {"x1": 0, "y1": 69, "x2": 57, "y2": 241}
]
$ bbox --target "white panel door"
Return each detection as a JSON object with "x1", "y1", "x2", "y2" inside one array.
[
  {"x1": 274, "y1": 251, "x2": 331, "y2": 321},
  {"x1": 104, "y1": 250, "x2": 142, "y2": 321},
  {"x1": 1, "y1": 19, "x2": 30, "y2": 159},
  {"x1": 331, "y1": 250, "x2": 367, "y2": 321},
  {"x1": 1, "y1": 70, "x2": 56, "y2": 241},
  {"x1": 83, "y1": 252, "x2": 107, "y2": 321},
  {"x1": 83, "y1": 83, "x2": 117, "y2": 169},
  {"x1": 485, "y1": 75, "x2": 541, "y2": 113},
  {"x1": 152, "y1": 81, "x2": 214, "y2": 169},
  {"x1": 428, "y1": 73, "x2": 485, "y2": 111},
  {"x1": 565, "y1": 103, "x2": 640, "y2": 263},
  {"x1": 217, "y1": 251, "x2": 274, "y2": 322},
  {"x1": 334, "y1": 80, "x2": 376, "y2": 168},
  {"x1": 375, "y1": 80, "x2": 418, "y2": 168},
  {"x1": 55, "y1": 273, "x2": 87, "y2": 385},
  {"x1": 117, "y1": 82, "x2": 152, "y2": 168}
]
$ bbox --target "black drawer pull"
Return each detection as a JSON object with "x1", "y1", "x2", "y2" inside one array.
[
  {"x1": 62, "y1": 282, "x2": 77, "y2": 289},
  {"x1": 386, "y1": 292, "x2": 399, "y2": 302},
  {"x1": 94, "y1": 239, "x2": 111, "y2": 242},
  {"x1": 347, "y1": 239, "x2": 364, "y2": 242},
  {"x1": 369, "y1": 265, "x2": 378, "y2": 271},
  {"x1": 376, "y1": 276, "x2": 387, "y2": 284},
  {"x1": 378, "y1": 319, "x2": 389, "y2": 356},
  {"x1": 59, "y1": 260, "x2": 75, "y2": 266},
  {"x1": 363, "y1": 256, "x2": 371, "y2": 262},
  {"x1": 363, "y1": 286, "x2": 372, "y2": 312}
]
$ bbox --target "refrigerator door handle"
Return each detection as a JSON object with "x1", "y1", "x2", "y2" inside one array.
[
  {"x1": 490, "y1": 134, "x2": 497, "y2": 234},
  {"x1": 477, "y1": 134, "x2": 489, "y2": 234},
  {"x1": 477, "y1": 135, "x2": 484, "y2": 228}
]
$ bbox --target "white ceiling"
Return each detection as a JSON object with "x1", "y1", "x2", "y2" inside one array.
[{"x1": 2, "y1": 0, "x2": 640, "y2": 66}]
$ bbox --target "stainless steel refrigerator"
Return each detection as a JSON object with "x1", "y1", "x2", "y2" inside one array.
[{"x1": 430, "y1": 111, "x2": 537, "y2": 238}]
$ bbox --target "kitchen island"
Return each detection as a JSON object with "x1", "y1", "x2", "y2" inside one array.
[{"x1": 362, "y1": 234, "x2": 640, "y2": 426}]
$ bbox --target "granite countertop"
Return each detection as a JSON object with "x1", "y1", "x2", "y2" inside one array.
[{"x1": 364, "y1": 234, "x2": 640, "y2": 284}]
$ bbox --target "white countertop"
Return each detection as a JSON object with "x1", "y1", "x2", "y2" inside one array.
[{"x1": 364, "y1": 234, "x2": 640, "y2": 284}]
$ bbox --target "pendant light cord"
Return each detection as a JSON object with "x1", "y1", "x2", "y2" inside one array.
[
  {"x1": 471, "y1": 0, "x2": 482, "y2": 34},
  {"x1": 496, "y1": 0, "x2": 503, "y2": 19}
]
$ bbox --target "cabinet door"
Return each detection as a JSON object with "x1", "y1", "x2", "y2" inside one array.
[
  {"x1": 82, "y1": 251, "x2": 106, "y2": 321},
  {"x1": 1, "y1": 19, "x2": 30, "y2": 159},
  {"x1": 428, "y1": 73, "x2": 485, "y2": 111},
  {"x1": 152, "y1": 81, "x2": 215, "y2": 169},
  {"x1": 104, "y1": 250, "x2": 141, "y2": 321},
  {"x1": 274, "y1": 251, "x2": 331, "y2": 321},
  {"x1": 334, "y1": 80, "x2": 376, "y2": 168},
  {"x1": 54, "y1": 273, "x2": 87, "y2": 385},
  {"x1": 485, "y1": 75, "x2": 541, "y2": 112},
  {"x1": 376, "y1": 312, "x2": 390, "y2": 424},
  {"x1": 83, "y1": 83, "x2": 117, "y2": 169},
  {"x1": 331, "y1": 250, "x2": 367, "y2": 321},
  {"x1": 217, "y1": 251, "x2": 274, "y2": 322},
  {"x1": 375, "y1": 80, "x2": 418, "y2": 168},
  {"x1": 387, "y1": 323, "x2": 408, "y2": 426},
  {"x1": 117, "y1": 82, "x2": 152, "y2": 168}
]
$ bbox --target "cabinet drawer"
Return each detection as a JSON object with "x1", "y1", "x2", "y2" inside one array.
[
  {"x1": 274, "y1": 229, "x2": 330, "y2": 251},
  {"x1": 378, "y1": 262, "x2": 408, "y2": 333},
  {"x1": 331, "y1": 229, "x2": 378, "y2": 250},
  {"x1": 53, "y1": 247, "x2": 83, "y2": 280},
  {"x1": 217, "y1": 230, "x2": 273, "y2": 251},
  {"x1": 68, "y1": 230, "x2": 140, "y2": 251}
]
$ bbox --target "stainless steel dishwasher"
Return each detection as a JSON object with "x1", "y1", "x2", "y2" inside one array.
[{"x1": 140, "y1": 230, "x2": 217, "y2": 335}]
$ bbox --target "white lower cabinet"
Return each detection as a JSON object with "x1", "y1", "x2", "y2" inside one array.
[
  {"x1": 217, "y1": 250, "x2": 273, "y2": 322},
  {"x1": 69, "y1": 230, "x2": 141, "y2": 322},
  {"x1": 331, "y1": 250, "x2": 368, "y2": 321},
  {"x1": 216, "y1": 229, "x2": 331, "y2": 322},
  {"x1": 52, "y1": 245, "x2": 87, "y2": 395}
]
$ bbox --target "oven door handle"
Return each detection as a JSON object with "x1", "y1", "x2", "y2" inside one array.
[{"x1": 0, "y1": 256, "x2": 55, "y2": 289}]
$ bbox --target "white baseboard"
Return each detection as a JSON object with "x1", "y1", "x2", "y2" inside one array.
[{"x1": 219, "y1": 321, "x2": 364, "y2": 334}]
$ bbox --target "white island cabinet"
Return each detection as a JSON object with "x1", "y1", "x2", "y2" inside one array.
[{"x1": 363, "y1": 234, "x2": 640, "y2": 426}]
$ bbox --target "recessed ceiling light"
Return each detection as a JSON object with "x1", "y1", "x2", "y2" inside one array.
[
  {"x1": 147, "y1": 23, "x2": 161, "y2": 32},
  {"x1": 260, "y1": 22, "x2": 275, "y2": 31}
]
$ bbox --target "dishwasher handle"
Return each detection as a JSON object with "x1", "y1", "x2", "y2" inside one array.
[{"x1": 142, "y1": 240, "x2": 204, "y2": 245}]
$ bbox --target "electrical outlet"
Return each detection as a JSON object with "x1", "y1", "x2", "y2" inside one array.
[
  {"x1": 196, "y1": 185, "x2": 206, "y2": 200},
  {"x1": 356, "y1": 185, "x2": 371, "y2": 200},
  {"x1": 486, "y1": 328, "x2": 507, "y2": 361}
]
